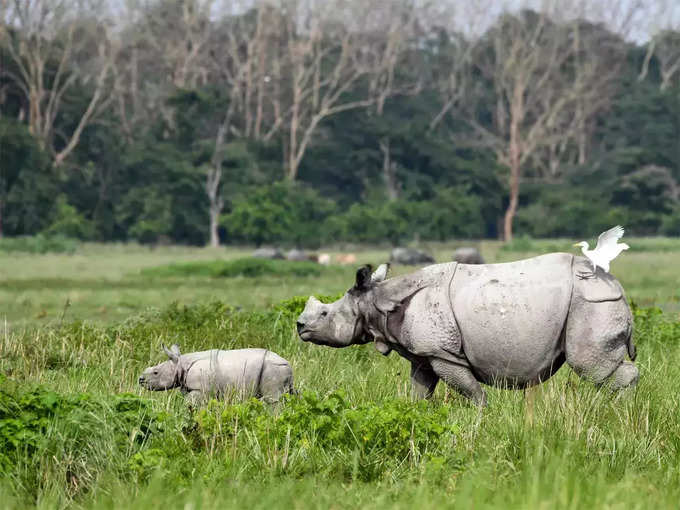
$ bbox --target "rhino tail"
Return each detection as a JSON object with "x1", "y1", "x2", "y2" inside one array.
[{"x1": 627, "y1": 327, "x2": 637, "y2": 361}]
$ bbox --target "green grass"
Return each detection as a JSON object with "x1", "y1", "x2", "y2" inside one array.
[
  {"x1": 0, "y1": 234, "x2": 79, "y2": 254},
  {"x1": 141, "y1": 257, "x2": 336, "y2": 279},
  {"x1": 1, "y1": 240, "x2": 680, "y2": 508},
  {"x1": 1, "y1": 299, "x2": 679, "y2": 509},
  {"x1": 1, "y1": 239, "x2": 678, "y2": 326}
]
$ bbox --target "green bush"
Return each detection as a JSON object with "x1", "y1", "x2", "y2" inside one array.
[
  {"x1": 0, "y1": 234, "x2": 79, "y2": 254},
  {"x1": 223, "y1": 182, "x2": 336, "y2": 248},
  {"x1": 328, "y1": 187, "x2": 485, "y2": 244},
  {"x1": 0, "y1": 381, "x2": 169, "y2": 500},
  {"x1": 661, "y1": 208, "x2": 680, "y2": 236},
  {"x1": 42, "y1": 195, "x2": 95, "y2": 240},
  {"x1": 192, "y1": 391, "x2": 459, "y2": 481},
  {"x1": 141, "y1": 258, "x2": 330, "y2": 279},
  {"x1": 499, "y1": 234, "x2": 536, "y2": 252}
]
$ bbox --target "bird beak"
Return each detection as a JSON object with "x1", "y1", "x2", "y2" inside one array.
[{"x1": 572, "y1": 243, "x2": 580, "y2": 247}]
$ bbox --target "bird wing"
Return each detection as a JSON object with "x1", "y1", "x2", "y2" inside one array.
[{"x1": 594, "y1": 225, "x2": 624, "y2": 252}]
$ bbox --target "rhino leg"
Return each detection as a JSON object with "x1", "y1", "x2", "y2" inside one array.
[
  {"x1": 185, "y1": 390, "x2": 205, "y2": 407},
  {"x1": 259, "y1": 362, "x2": 294, "y2": 403},
  {"x1": 430, "y1": 359, "x2": 487, "y2": 406},
  {"x1": 410, "y1": 361, "x2": 439, "y2": 399},
  {"x1": 565, "y1": 298, "x2": 638, "y2": 390},
  {"x1": 609, "y1": 361, "x2": 639, "y2": 391}
]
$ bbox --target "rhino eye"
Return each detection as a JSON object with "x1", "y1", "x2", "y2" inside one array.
[
  {"x1": 153, "y1": 371, "x2": 158, "y2": 375},
  {"x1": 321, "y1": 311, "x2": 328, "y2": 317}
]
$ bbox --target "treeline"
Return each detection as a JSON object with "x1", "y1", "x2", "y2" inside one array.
[{"x1": 1, "y1": 0, "x2": 679, "y2": 247}]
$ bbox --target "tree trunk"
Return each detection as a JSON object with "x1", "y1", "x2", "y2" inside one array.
[
  {"x1": 379, "y1": 137, "x2": 399, "y2": 200},
  {"x1": 287, "y1": 97, "x2": 300, "y2": 180},
  {"x1": 206, "y1": 109, "x2": 231, "y2": 247},
  {"x1": 208, "y1": 202, "x2": 220, "y2": 248},
  {"x1": 287, "y1": 151, "x2": 299, "y2": 180},
  {"x1": 504, "y1": 86, "x2": 523, "y2": 243},
  {"x1": 503, "y1": 159, "x2": 520, "y2": 242},
  {"x1": 0, "y1": 199, "x2": 4, "y2": 239}
]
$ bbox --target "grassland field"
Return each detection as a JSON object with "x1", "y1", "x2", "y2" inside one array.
[{"x1": 1, "y1": 239, "x2": 679, "y2": 509}]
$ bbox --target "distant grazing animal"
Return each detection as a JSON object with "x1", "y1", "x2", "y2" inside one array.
[
  {"x1": 573, "y1": 225, "x2": 629, "y2": 276},
  {"x1": 287, "y1": 249, "x2": 312, "y2": 262},
  {"x1": 318, "y1": 253, "x2": 331, "y2": 266},
  {"x1": 390, "y1": 247, "x2": 435, "y2": 265},
  {"x1": 336, "y1": 253, "x2": 357, "y2": 265},
  {"x1": 453, "y1": 247, "x2": 484, "y2": 264},
  {"x1": 297, "y1": 255, "x2": 637, "y2": 406},
  {"x1": 138, "y1": 345, "x2": 295, "y2": 405},
  {"x1": 252, "y1": 247, "x2": 285, "y2": 260}
]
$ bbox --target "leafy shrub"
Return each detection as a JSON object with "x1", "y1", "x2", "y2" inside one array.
[
  {"x1": 192, "y1": 391, "x2": 459, "y2": 480},
  {"x1": 661, "y1": 207, "x2": 680, "y2": 236},
  {"x1": 514, "y1": 185, "x2": 634, "y2": 239},
  {"x1": 142, "y1": 258, "x2": 330, "y2": 279},
  {"x1": 630, "y1": 302, "x2": 680, "y2": 349},
  {"x1": 0, "y1": 234, "x2": 79, "y2": 254},
  {"x1": 327, "y1": 187, "x2": 485, "y2": 245},
  {"x1": 0, "y1": 381, "x2": 169, "y2": 499},
  {"x1": 42, "y1": 195, "x2": 95, "y2": 240},
  {"x1": 223, "y1": 182, "x2": 336, "y2": 248},
  {"x1": 499, "y1": 235, "x2": 536, "y2": 252}
]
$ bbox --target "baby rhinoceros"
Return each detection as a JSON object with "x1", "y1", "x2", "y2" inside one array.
[{"x1": 138, "y1": 345, "x2": 295, "y2": 405}]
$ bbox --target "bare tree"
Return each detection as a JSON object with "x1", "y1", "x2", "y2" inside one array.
[
  {"x1": 640, "y1": 28, "x2": 680, "y2": 91},
  {"x1": 427, "y1": 1, "x2": 492, "y2": 133},
  {"x1": 275, "y1": 0, "x2": 384, "y2": 181},
  {"x1": 365, "y1": 1, "x2": 422, "y2": 200},
  {"x1": 466, "y1": 8, "x2": 596, "y2": 241},
  {"x1": 111, "y1": 0, "x2": 216, "y2": 140},
  {"x1": 202, "y1": 2, "x2": 282, "y2": 247},
  {"x1": 534, "y1": 18, "x2": 628, "y2": 179},
  {"x1": 0, "y1": 0, "x2": 117, "y2": 167}
]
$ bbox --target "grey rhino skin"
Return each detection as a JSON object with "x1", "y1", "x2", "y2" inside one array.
[
  {"x1": 453, "y1": 247, "x2": 484, "y2": 264},
  {"x1": 139, "y1": 345, "x2": 294, "y2": 405},
  {"x1": 287, "y1": 249, "x2": 313, "y2": 262},
  {"x1": 297, "y1": 253, "x2": 638, "y2": 405},
  {"x1": 253, "y1": 247, "x2": 285, "y2": 260},
  {"x1": 390, "y1": 247, "x2": 435, "y2": 265}
]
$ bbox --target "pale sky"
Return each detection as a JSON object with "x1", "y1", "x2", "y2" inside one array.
[{"x1": 107, "y1": 0, "x2": 680, "y2": 43}]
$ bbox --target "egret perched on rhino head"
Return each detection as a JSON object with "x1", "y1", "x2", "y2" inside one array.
[{"x1": 573, "y1": 225, "x2": 629, "y2": 276}]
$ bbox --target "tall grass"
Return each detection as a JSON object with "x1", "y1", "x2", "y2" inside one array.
[{"x1": 1, "y1": 299, "x2": 679, "y2": 509}]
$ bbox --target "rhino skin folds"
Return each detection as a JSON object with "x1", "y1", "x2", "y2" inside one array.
[{"x1": 297, "y1": 253, "x2": 638, "y2": 406}]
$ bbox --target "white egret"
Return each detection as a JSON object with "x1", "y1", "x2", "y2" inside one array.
[{"x1": 573, "y1": 225, "x2": 629, "y2": 276}]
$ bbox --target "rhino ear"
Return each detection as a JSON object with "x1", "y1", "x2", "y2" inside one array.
[
  {"x1": 354, "y1": 264, "x2": 373, "y2": 291},
  {"x1": 163, "y1": 344, "x2": 180, "y2": 363},
  {"x1": 371, "y1": 263, "x2": 390, "y2": 283}
]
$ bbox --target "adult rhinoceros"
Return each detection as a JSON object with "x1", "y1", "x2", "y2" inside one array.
[{"x1": 296, "y1": 254, "x2": 638, "y2": 406}]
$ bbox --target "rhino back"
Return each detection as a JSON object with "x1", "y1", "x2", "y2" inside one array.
[
  {"x1": 184, "y1": 348, "x2": 269, "y2": 394},
  {"x1": 572, "y1": 256, "x2": 624, "y2": 302},
  {"x1": 451, "y1": 253, "x2": 573, "y2": 384}
]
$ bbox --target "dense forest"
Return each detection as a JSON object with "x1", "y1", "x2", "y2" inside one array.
[{"x1": 1, "y1": 0, "x2": 679, "y2": 247}]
